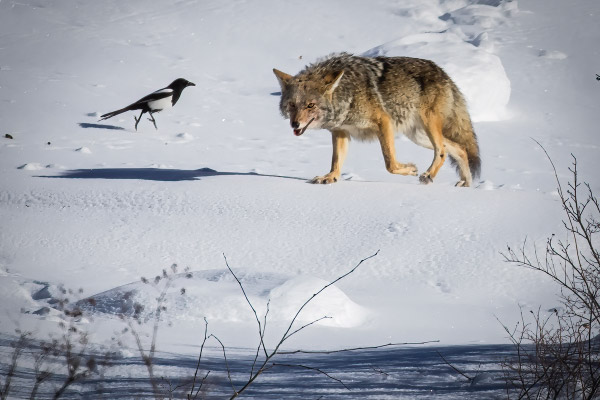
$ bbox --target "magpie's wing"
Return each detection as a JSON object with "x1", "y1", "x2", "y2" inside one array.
[{"x1": 130, "y1": 88, "x2": 173, "y2": 107}]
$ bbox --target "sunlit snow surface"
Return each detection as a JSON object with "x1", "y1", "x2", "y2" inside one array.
[{"x1": 1, "y1": 0, "x2": 599, "y2": 398}]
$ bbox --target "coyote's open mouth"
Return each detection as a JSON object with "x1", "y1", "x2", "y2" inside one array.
[{"x1": 293, "y1": 118, "x2": 315, "y2": 136}]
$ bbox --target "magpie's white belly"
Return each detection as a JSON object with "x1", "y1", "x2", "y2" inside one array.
[{"x1": 148, "y1": 96, "x2": 173, "y2": 111}]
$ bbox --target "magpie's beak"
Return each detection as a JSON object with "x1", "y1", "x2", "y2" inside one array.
[{"x1": 187, "y1": 82, "x2": 196, "y2": 87}]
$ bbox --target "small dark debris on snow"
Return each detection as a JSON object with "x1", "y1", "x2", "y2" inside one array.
[
  {"x1": 32, "y1": 285, "x2": 52, "y2": 300},
  {"x1": 32, "y1": 307, "x2": 51, "y2": 316},
  {"x1": 4, "y1": 134, "x2": 13, "y2": 139}
]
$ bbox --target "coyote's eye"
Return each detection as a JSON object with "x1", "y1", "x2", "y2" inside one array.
[{"x1": 306, "y1": 103, "x2": 315, "y2": 109}]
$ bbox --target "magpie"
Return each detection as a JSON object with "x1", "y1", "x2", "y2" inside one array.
[{"x1": 99, "y1": 78, "x2": 195, "y2": 130}]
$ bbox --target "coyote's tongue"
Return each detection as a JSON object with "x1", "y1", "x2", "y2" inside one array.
[{"x1": 293, "y1": 118, "x2": 315, "y2": 136}]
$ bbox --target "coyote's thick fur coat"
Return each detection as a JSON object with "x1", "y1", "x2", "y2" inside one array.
[{"x1": 273, "y1": 53, "x2": 480, "y2": 186}]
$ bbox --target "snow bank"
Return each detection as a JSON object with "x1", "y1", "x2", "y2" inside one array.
[
  {"x1": 365, "y1": 1, "x2": 515, "y2": 121},
  {"x1": 367, "y1": 32, "x2": 510, "y2": 122},
  {"x1": 268, "y1": 276, "x2": 368, "y2": 328},
  {"x1": 78, "y1": 270, "x2": 366, "y2": 328}
]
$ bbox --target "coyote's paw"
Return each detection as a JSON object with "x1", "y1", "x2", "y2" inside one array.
[
  {"x1": 455, "y1": 180, "x2": 470, "y2": 187},
  {"x1": 310, "y1": 173, "x2": 339, "y2": 184},
  {"x1": 419, "y1": 173, "x2": 433, "y2": 185},
  {"x1": 389, "y1": 163, "x2": 418, "y2": 176}
]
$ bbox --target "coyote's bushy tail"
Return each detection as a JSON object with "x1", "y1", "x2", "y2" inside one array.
[
  {"x1": 466, "y1": 133, "x2": 481, "y2": 180},
  {"x1": 448, "y1": 86, "x2": 481, "y2": 180}
]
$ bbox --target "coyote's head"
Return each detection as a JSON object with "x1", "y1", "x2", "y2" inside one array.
[{"x1": 273, "y1": 68, "x2": 344, "y2": 136}]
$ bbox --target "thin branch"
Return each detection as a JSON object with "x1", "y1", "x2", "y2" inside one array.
[
  {"x1": 223, "y1": 254, "x2": 269, "y2": 359},
  {"x1": 279, "y1": 340, "x2": 440, "y2": 355},
  {"x1": 192, "y1": 371, "x2": 211, "y2": 400},
  {"x1": 370, "y1": 365, "x2": 390, "y2": 377},
  {"x1": 283, "y1": 316, "x2": 332, "y2": 341},
  {"x1": 209, "y1": 334, "x2": 237, "y2": 396},
  {"x1": 272, "y1": 363, "x2": 350, "y2": 390},
  {"x1": 189, "y1": 317, "x2": 210, "y2": 400},
  {"x1": 436, "y1": 351, "x2": 474, "y2": 383}
]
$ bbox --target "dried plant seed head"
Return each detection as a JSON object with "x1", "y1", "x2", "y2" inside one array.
[
  {"x1": 87, "y1": 358, "x2": 97, "y2": 371},
  {"x1": 134, "y1": 303, "x2": 143, "y2": 313}
]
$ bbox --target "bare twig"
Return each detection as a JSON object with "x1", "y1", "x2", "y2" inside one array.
[
  {"x1": 501, "y1": 146, "x2": 600, "y2": 399},
  {"x1": 370, "y1": 365, "x2": 390, "y2": 377},
  {"x1": 436, "y1": 351, "x2": 474, "y2": 383},
  {"x1": 209, "y1": 334, "x2": 238, "y2": 398},
  {"x1": 279, "y1": 340, "x2": 440, "y2": 355},
  {"x1": 224, "y1": 255, "x2": 269, "y2": 359},
  {"x1": 188, "y1": 317, "x2": 211, "y2": 400},
  {"x1": 272, "y1": 363, "x2": 350, "y2": 390}
]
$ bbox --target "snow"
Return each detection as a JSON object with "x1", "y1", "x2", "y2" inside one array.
[{"x1": 1, "y1": 0, "x2": 599, "y2": 397}]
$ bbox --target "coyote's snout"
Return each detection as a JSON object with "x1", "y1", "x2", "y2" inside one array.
[{"x1": 273, "y1": 53, "x2": 480, "y2": 186}]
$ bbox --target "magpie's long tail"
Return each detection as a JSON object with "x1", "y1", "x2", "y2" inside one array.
[{"x1": 99, "y1": 106, "x2": 134, "y2": 121}]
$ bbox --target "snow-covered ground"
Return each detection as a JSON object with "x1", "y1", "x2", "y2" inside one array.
[{"x1": 1, "y1": 0, "x2": 599, "y2": 398}]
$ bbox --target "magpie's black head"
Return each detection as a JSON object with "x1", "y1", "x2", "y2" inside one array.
[
  {"x1": 168, "y1": 78, "x2": 196, "y2": 90},
  {"x1": 168, "y1": 78, "x2": 195, "y2": 106}
]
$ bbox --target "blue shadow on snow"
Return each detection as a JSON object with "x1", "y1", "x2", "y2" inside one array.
[
  {"x1": 37, "y1": 167, "x2": 305, "y2": 182},
  {"x1": 78, "y1": 122, "x2": 125, "y2": 130}
]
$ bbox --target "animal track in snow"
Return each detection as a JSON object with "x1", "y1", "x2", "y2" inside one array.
[
  {"x1": 538, "y1": 49, "x2": 567, "y2": 60},
  {"x1": 386, "y1": 222, "x2": 409, "y2": 236},
  {"x1": 430, "y1": 280, "x2": 452, "y2": 294},
  {"x1": 17, "y1": 163, "x2": 57, "y2": 171}
]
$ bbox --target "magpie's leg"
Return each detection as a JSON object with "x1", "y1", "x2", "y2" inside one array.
[
  {"x1": 147, "y1": 112, "x2": 158, "y2": 130},
  {"x1": 134, "y1": 110, "x2": 144, "y2": 131}
]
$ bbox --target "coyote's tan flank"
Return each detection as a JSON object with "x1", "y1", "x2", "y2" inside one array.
[{"x1": 273, "y1": 53, "x2": 480, "y2": 186}]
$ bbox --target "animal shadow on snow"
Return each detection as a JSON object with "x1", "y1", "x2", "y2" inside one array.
[
  {"x1": 78, "y1": 122, "x2": 125, "y2": 130},
  {"x1": 38, "y1": 167, "x2": 305, "y2": 182}
]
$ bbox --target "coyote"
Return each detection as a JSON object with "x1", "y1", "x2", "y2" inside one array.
[{"x1": 273, "y1": 53, "x2": 480, "y2": 186}]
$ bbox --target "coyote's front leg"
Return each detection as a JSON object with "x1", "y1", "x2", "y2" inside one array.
[
  {"x1": 310, "y1": 130, "x2": 349, "y2": 184},
  {"x1": 377, "y1": 114, "x2": 418, "y2": 177}
]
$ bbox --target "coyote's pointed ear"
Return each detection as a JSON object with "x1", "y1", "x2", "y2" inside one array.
[
  {"x1": 273, "y1": 68, "x2": 293, "y2": 91},
  {"x1": 324, "y1": 71, "x2": 344, "y2": 96}
]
